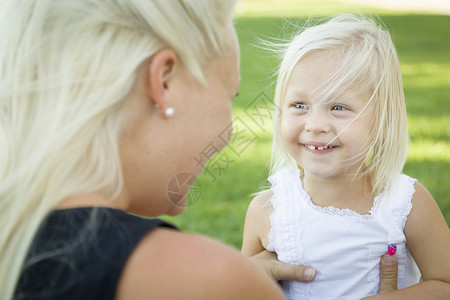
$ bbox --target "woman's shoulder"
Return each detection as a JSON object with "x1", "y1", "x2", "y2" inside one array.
[{"x1": 116, "y1": 227, "x2": 284, "y2": 300}]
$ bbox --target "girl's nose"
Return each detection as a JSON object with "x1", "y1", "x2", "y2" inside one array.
[{"x1": 305, "y1": 110, "x2": 330, "y2": 133}]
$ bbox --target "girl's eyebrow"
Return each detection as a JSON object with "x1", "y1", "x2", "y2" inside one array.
[
  {"x1": 323, "y1": 92, "x2": 359, "y2": 103},
  {"x1": 285, "y1": 90, "x2": 310, "y2": 100}
]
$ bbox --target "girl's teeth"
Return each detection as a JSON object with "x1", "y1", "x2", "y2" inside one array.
[{"x1": 305, "y1": 145, "x2": 330, "y2": 150}]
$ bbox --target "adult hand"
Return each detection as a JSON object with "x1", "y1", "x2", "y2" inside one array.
[
  {"x1": 378, "y1": 254, "x2": 398, "y2": 293},
  {"x1": 250, "y1": 250, "x2": 316, "y2": 282},
  {"x1": 251, "y1": 250, "x2": 399, "y2": 294}
]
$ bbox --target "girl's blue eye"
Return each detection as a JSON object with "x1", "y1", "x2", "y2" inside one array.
[
  {"x1": 332, "y1": 105, "x2": 347, "y2": 111},
  {"x1": 293, "y1": 103, "x2": 307, "y2": 109}
]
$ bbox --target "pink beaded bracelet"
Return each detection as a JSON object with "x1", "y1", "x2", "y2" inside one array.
[{"x1": 387, "y1": 244, "x2": 397, "y2": 256}]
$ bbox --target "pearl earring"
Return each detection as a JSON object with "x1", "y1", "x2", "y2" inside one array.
[{"x1": 165, "y1": 107, "x2": 175, "y2": 118}]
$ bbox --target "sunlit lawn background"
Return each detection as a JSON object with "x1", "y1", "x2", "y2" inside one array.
[{"x1": 163, "y1": 0, "x2": 450, "y2": 249}]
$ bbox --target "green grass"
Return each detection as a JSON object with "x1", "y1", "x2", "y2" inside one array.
[{"x1": 163, "y1": 0, "x2": 450, "y2": 249}]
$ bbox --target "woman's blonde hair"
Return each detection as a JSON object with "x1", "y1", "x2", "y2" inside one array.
[
  {"x1": 271, "y1": 14, "x2": 408, "y2": 196},
  {"x1": 0, "y1": 0, "x2": 235, "y2": 298}
]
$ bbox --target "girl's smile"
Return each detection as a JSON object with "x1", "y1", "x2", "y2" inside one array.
[{"x1": 300, "y1": 142, "x2": 338, "y2": 152}]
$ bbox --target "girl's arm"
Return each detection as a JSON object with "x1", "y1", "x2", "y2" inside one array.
[
  {"x1": 241, "y1": 190, "x2": 274, "y2": 257},
  {"x1": 242, "y1": 190, "x2": 316, "y2": 282},
  {"x1": 364, "y1": 182, "x2": 450, "y2": 299}
]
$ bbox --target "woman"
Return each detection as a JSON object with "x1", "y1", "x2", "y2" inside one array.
[{"x1": 0, "y1": 1, "x2": 398, "y2": 299}]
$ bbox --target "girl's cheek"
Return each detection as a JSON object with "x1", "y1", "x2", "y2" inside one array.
[
  {"x1": 282, "y1": 114, "x2": 301, "y2": 132},
  {"x1": 281, "y1": 125, "x2": 297, "y2": 147}
]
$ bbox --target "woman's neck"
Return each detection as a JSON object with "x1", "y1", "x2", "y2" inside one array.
[{"x1": 55, "y1": 192, "x2": 129, "y2": 211}]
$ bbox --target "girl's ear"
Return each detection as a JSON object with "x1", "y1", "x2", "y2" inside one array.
[{"x1": 147, "y1": 49, "x2": 178, "y2": 118}]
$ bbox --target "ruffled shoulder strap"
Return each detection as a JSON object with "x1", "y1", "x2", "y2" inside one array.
[
  {"x1": 268, "y1": 168, "x2": 301, "y2": 194},
  {"x1": 267, "y1": 168, "x2": 304, "y2": 264},
  {"x1": 378, "y1": 174, "x2": 417, "y2": 244}
]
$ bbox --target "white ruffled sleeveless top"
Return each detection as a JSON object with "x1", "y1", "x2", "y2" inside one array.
[{"x1": 267, "y1": 168, "x2": 421, "y2": 300}]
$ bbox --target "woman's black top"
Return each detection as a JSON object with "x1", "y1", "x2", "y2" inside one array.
[{"x1": 14, "y1": 207, "x2": 177, "y2": 300}]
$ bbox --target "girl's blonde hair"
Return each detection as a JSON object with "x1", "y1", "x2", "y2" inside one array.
[
  {"x1": 0, "y1": 0, "x2": 235, "y2": 298},
  {"x1": 271, "y1": 14, "x2": 408, "y2": 196}
]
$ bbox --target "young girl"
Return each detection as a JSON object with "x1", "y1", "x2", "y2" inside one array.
[
  {"x1": 0, "y1": 1, "x2": 287, "y2": 300},
  {"x1": 242, "y1": 14, "x2": 450, "y2": 299}
]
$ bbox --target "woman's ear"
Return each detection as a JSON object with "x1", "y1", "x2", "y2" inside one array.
[{"x1": 147, "y1": 49, "x2": 178, "y2": 118}]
